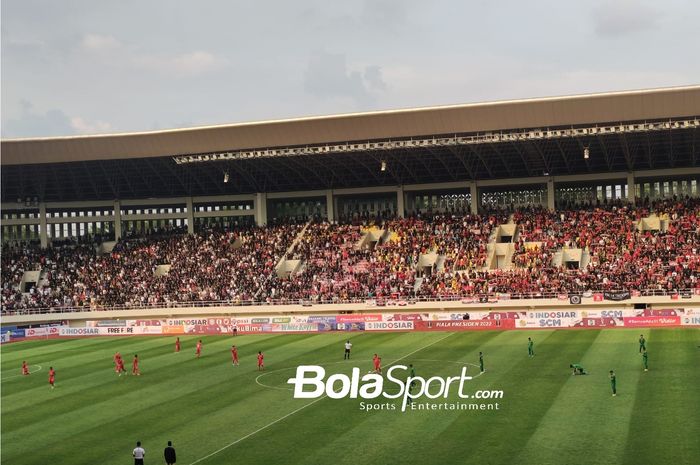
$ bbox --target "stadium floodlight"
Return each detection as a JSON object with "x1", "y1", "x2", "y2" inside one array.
[{"x1": 380, "y1": 160, "x2": 387, "y2": 172}]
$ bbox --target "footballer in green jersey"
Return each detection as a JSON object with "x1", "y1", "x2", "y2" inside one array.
[{"x1": 609, "y1": 370, "x2": 617, "y2": 396}]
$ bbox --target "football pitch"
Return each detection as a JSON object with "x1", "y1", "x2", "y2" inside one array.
[{"x1": 2, "y1": 328, "x2": 699, "y2": 465}]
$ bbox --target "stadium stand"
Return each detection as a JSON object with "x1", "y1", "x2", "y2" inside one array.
[
  {"x1": 2, "y1": 87, "x2": 700, "y2": 314},
  {"x1": 2, "y1": 197, "x2": 699, "y2": 313}
]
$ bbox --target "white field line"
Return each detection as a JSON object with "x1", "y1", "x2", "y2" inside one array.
[
  {"x1": 189, "y1": 332, "x2": 454, "y2": 465},
  {"x1": 0, "y1": 365, "x2": 42, "y2": 381}
]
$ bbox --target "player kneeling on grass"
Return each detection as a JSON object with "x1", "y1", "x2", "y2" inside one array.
[{"x1": 570, "y1": 363, "x2": 587, "y2": 375}]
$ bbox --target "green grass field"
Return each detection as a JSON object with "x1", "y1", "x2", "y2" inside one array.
[{"x1": 2, "y1": 328, "x2": 699, "y2": 465}]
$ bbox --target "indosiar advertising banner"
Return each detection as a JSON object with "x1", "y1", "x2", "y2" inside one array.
[
  {"x1": 518, "y1": 310, "x2": 624, "y2": 328},
  {"x1": 59, "y1": 327, "x2": 100, "y2": 336},
  {"x1": 365, "y1": 321, "x2": 415, "y2": 331},
  {"x1": 681, "y1": 310, "x2": 700, "y2": 326}
]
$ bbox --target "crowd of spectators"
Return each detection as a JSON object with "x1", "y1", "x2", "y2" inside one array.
[
  {"x1": 2, "y1": 198, "x2": 699, "y2": 313},
  {"x1": 2, "y1": 223, "x2": 304, "y2": 312}
]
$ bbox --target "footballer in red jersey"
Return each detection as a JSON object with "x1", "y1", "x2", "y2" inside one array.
[
  {"x1": 231, "y1": 345, "x2": 239, "y2": 366},
  {"x1": 22, "y1": 361, "x2": 30, "y2": 376},
  {"x1": 132, "y1": 354, "x2": 141, "y2": 376},
  {"x1": 114, "y1": 352, "x2": 126, "y2": 375},
  {"x1": 373, "y1": 354, "x2": 382, "y2": 374},
  {"x1": 196, "y1": 340, "x2": 202, "y2": 358},
  {"x1": 257, "y1": 351, "x2": 264, "y2": 371},
  {"x1": 175, "y1": 337, "x2": 181, "y2": 353},
  {"x1": 48, "y1": 367, "x2": 55, "y2": 388},
  {"x1": 117, "y1": 356, "x2": 126, "y2": 376}
]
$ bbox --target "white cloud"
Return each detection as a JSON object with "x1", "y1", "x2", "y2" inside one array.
[
  {"x1": 70, "y1": 116, "x2": 113, "y2": 134},
  {"x1": 81, "y1": 33, "x2": 121, "y2": 52},
  {"x1": 169, "y1": 51, "x2": 224, "y2": 75},
  {"x1": 79, "y1": 33, "x2": 225, "y2": 77}
]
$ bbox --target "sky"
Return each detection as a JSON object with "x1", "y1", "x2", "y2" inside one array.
[{"x1": 1, "y1": 0, "x2": 698, "y2": 138}]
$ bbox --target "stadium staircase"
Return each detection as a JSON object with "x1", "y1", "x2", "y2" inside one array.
[
  {"x1": 275, "y1": 221, "x2": 312, "y2": 278},
  {"x1": 637, "y1": 214, "x2": 667, "y2": 232},
  {"x1": 355, "y1": 226, "x2": 388, "y2": 250},
  {"x1": 20, "y1": 270, "x2": 41, "y2": 293},
  {"x1": 416, "y1": 250, "x2": 442, "y2": 276},
  {"x1": 559, "y1": 247, "x2": 584, "y2": 269},
  {"x1": 97, "y1": 241, "x2": 118, "y2": 255},
  {"x1": 486, "y1": 223, "x2": 516, "y2": 270},
  {"x1": 154, "y1": 264, "x2": 171, "y2": 277}
]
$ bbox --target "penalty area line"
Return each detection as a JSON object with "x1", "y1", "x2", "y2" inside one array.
[{"x1": 188, "y1": 332, "x2": 454, "y2": 464}]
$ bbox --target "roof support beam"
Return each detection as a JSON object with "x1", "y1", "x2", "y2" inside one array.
[
  {"x1": 595, "y1": 135, "x2": 613, "y2": 171},
  {"x1": 527, "y1": 140, "x2": 551, "y2": 174},
  {"x1": 426, "y1": 147, "x2": 458, "y2": 181},
  {"x1": 466, "y1": 145, "x2": 493, "y2": 178},
  {"x1": 554, "y1": 139, "x2": 572, "y2": 174},
  {"x1": 446, "y1": 146, "x2": 475, "y2": 180},
  {"x1": 618, "y1": 133, "x2": 634, "y2": 171},
  {"x1": 508, "y1": 142, "x2": 533, "y2": 176},
  {"x1": 487, "y1": 144, "x2": 513, "y2": 178}
]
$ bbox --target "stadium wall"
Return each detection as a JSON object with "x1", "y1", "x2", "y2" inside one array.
[
  {"x1": 2, "y1": 307, "x2": 699, "y2": 344},
  {"x1": 3, "y1": 294, "x2": 699, "y2": 328}
]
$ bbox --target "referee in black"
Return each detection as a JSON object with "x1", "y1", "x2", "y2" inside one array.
[{"x1": 164, "y1": 441, "x2": 176, "y2": 465}]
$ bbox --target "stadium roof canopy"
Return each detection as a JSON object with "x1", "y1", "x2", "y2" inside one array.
[{"x1": 2, "y1": 86, "x2": 699, "y2": 202}]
